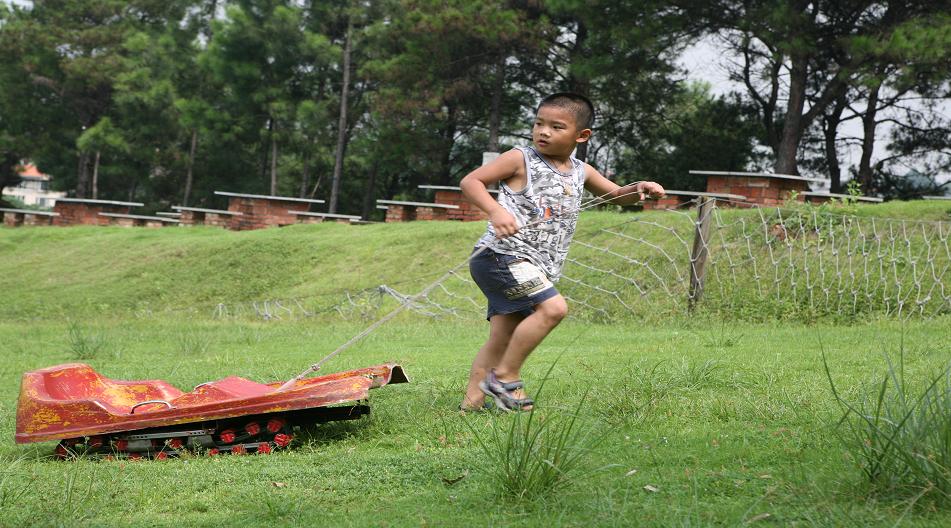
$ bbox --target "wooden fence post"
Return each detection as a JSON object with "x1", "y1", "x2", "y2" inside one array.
[{"x1": 688, "y1": 198, "x2": 715, "y2": 311}]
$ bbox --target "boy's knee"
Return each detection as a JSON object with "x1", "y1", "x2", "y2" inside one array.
[{"x1": 539, "y1": 296, "x2": 568, "y2": 323}]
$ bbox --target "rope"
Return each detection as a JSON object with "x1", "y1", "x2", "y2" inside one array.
[{"x1": 276, "y1": 186, "x2": 651, "y2": 391}]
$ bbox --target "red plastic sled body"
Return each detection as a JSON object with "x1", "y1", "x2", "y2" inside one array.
[{"x1": 16, "y1": 363, "x2": 408, "y2": 444}]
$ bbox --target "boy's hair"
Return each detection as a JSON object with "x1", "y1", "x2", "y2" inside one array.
[{"x1": 536, "y1": 92, "x2": 595, "y2": 130}]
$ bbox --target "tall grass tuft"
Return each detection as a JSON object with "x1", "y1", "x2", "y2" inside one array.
[
  {"x1": 177, "y1": 331, "x2": 211, "y2": 356},
  {"x1": 466, "y1": 363, "x2": 607, "y2": 502},
  {"x1": 468, "y1": 398, "x2": 603, "y2": 501},
  {"x1": 823, "y1": 339, "x2": 951, "y2": 504},
  {"x1": 66, "y1": 321, "x2": 105, "y2": 360}
]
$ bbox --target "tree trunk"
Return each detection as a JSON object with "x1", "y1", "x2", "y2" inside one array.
[
  {"x1": 775, "y1": 53, "x2": 808, "y2": 175},
  {"x1": 183, "y1": 129, "x2": 198, "y2": 206},
  {"x1": 857, "y1": 82, "x2": 881, "y2": 193},
  {"x1": 487, "y1": 56, "x2": 504, "y2": 153},
  {"x1": 308, "y1": 174, "x2": 323, "y2": 200},
  {"x1": 0, "y1": 152, "x2": 21, "y2": 205},
  {"x1": 299, "y1": 150, "x2": 311, "y2": 198},
  {"x1": 439, "y1": 103, "x2": 456, "y2": 185},
  {"x1": 76, "y1": 151, "x2": 90, "y2": 198},
  {"x1": 361, "y1": 160, "x2": 379, "y2": 220},
  {"x1": 91, "y1": 151, "x2": 101, "y2": 200},
  {"x1": 568, "y1": 19, "x2": 590, "y2": 162},
  {"x1": 823, "y1": 93, "x2": 847, "y2": 193},
  {"x1": 329, "y1": 19, "x2": 353, "y2": 214},
  {"x1": 261, "y1": 118, "x2": 273, "y2": 187},
  {"x1": 270, "y1": 121, "x2": 278, "y2": 195}
]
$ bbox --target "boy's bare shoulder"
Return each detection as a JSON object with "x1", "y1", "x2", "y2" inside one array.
[{"x1": 496, "y1": 149, "x2": 526, "y2": 181}]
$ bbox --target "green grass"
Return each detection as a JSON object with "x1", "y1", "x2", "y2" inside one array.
[
  {"x1": 2, "y1": 318, "x2": 951, "y2": 526},
  {"x1": 2, "y1": 201, "x2": 951, "y2": 526}
]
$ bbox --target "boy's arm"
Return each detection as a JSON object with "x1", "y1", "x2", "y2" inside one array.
[
  {"x1": 583, "y1": 164, "x2": 665, "y2": 206},
  {"x1": 460, "y1": 150, "x2": 525, "y2": 238}
]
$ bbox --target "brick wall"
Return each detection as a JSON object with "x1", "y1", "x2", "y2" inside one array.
[
  {"x1": 204, "y1": 212, "x2": 231, "y2": 227},
  {"x1": 228, "y1": 198, "x2": 312, "y2": 230},
  {"x1": 298, "y1": 215, "x2": 323, "y2": 224},
  {"x1": 416, "y1": 206, "x2": 449, "y2": 221},
  {"x1": 706, "y1": 176, "x2": 808, "y2": 207},
  {"x1": 433, "y1": 190, "x2": 487, "y2": 221},
  {"x1": 385, "y1": 205, "x2": 415, "y2": 223},
  {"x1": 53, "y1": 203, "x2": 133, "y2": 226},
  {"x1": 3, "y1": 211, "x2": 23, "y2": 227},
  {"x1": 179, "y1": 210, "x2": 202, "y2": 225},
  {"x1": 24, "y1": 214, "x2": 55, "y2": 226}
]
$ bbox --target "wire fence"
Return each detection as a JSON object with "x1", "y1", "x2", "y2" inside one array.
[{"x1": 204, "y1": 199, "x2": 950, "y2": 324}]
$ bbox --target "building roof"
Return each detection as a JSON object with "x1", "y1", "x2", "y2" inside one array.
[{"x1": 17, "y1": 163, "x2": 50, "y2": 181}]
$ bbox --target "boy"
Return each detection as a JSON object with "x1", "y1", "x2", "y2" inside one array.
[{"x1": 459, "y1": 92, "x2": 664, "y2": 412}]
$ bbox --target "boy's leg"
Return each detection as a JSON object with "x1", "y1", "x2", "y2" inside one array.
[
  {"x1": 493, "y1": 294, "x2": 568, "y2": 386},
  {"x1": 461, "y1": 313, "x2": 523, "y2": 409}
]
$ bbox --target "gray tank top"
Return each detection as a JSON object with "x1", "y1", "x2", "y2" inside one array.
[{"x1": 476, "y1": 146, "x2": 586, "y2": 280}]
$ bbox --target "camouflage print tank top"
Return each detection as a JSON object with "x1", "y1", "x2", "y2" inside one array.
[{"x1": 476, "y1": 146, "x2": 586, "y2": 281}]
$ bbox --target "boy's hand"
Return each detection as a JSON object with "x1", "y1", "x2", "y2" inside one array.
[
  {"x1": 489, "y1": 209, "x2": 519, "y2": 238},
  {"x1": 628, "y1": 181, "x2": 665, "y2": 201}
]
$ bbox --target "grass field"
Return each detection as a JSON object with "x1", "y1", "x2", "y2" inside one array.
[{"x1": 2, "y1": 202, "x2": 950, "y2": 526}]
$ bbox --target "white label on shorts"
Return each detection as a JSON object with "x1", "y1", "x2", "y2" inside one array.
[{"x1": 504, "y1": 260, "x2": 553, "y2": 299}]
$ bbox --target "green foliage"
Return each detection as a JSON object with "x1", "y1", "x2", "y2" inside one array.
[
  {"x1": 825, "y1": 340, "x2": 951, "y2": 505},
  {"x1": 623, "y1": 85, "x2": 761, "y2": 190}
]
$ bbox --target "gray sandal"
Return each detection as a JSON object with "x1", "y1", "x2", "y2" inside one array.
[{"x1": 478, "y1": 369, "x2": 534, "y2": 411}]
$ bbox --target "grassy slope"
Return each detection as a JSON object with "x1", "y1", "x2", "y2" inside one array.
[
  {"x1": 1, "y1": 200, "x2": 950, "y2": 526},
  {"x1": 2, "y1": 199, "x2": 948, "y2": 320}
]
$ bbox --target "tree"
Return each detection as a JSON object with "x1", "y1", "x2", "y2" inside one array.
[
  {"x1": 362, "y1": 0, "x2": 546, "y2": 186},
  {"x1": 624, "y1": 84, "x2": 760, "y2": 191},
  {"x1": 520, "y1": 0, "x2": 694, "y2": 176},
  {"x1": 847, "y1": 10, "x2": 951, "y2": 195},
  {"x1": 0, "y1": 0, "x2": 194, "y2": 198},
  {"x1": 204, "y1": 0, "x2": 334, "y2": 195},
  {"x1": 75, "y1": 117, "x2": 130, "y2": 200}
]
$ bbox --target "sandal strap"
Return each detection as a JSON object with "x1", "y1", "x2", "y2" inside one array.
[
  {"x1": 513, "y1": 397, "x2": 534, "y2": 407},
  {"x1": 500, "y1": 380, "x2": 524, "y2": 391}
]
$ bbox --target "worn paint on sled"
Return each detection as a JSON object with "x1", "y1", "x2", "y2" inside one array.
[{"x1": 16, "y1": 363, "x2": 408, "y2": 444}]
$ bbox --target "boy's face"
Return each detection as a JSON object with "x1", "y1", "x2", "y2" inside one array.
[{"x1": 532, "y1": 105, "x2": 591, "y2": 157}]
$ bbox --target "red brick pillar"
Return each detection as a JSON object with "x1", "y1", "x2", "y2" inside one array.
[
  {"x1": 416, "y1": 206, "x2": 449, "y2": 221},
  {"x1": 3, "y1": 212, "x2": 23, "y2": 227},
  {"x1": 53, "y1": 203, "x2": 88, "y2": 225},
  {"x1": 207, "y1": 212, "x2": 232, "y2": 227},
  {"x1": 179, "y1": 210, "x2": 201, "y2": 225},
  {"x1": 24, "y1": 214, "x2": 53, "y2": 226},
  {"x1": 385, "y1": 205, "x2": 415, "y2": 222}
]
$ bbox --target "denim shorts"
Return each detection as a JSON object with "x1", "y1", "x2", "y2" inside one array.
[{"x1": 469, "y1": 248, "x2": 559, "y2": 320}]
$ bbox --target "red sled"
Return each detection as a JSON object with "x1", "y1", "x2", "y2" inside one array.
[{"x1": 15, "y1": 362, "x2": 408, "y2": 458}]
